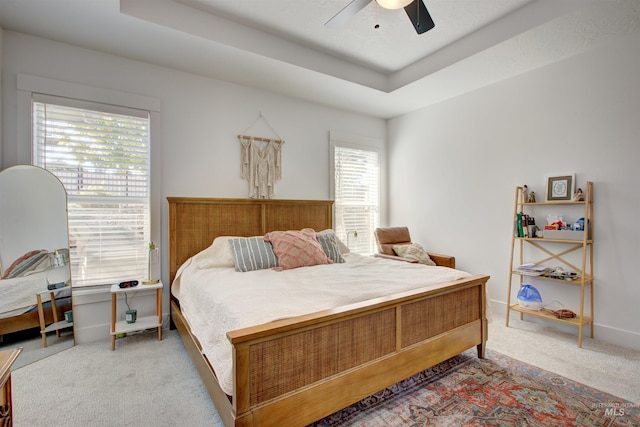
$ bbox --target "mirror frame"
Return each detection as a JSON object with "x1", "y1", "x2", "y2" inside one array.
[{"x1": 0, "y1": 165, "x2": 74, "y2": 367}]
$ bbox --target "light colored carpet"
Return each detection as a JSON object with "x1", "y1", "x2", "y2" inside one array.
[
  {"x1": 488, "y1": 318, "x2": 640, "y2": 405},
  {"x1": 11, "y1": 320, "x2": 639, "y2": 426},
  {"x1": 0, "y1": 329, "x2": 73, "y2": 370},
  {"x1": 12, "y1": 330, "x2": 223, "y2": 426}
]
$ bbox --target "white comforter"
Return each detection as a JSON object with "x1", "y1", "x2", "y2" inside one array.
[
  {"x1": 0, "y1": 265, "x2": 71, "y2": 319},
  {"x1": 172, "y1": 253, "x2": 471, "y2": 396}
]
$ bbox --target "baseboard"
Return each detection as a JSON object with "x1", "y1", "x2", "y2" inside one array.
[{"x1": 490, "y1": 299, "x2": 640, "y2": 351}]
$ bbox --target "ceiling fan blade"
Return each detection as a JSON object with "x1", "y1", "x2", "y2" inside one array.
[
  {"x1": 325, "y1": 0, "x2": 373, "y2": 28},
  {"x1": 404, "y1": 0, "x2": 435, "y2": 34}
]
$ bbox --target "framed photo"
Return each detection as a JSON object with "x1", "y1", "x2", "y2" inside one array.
[{"x1": 546, "y1": 174, "x2": 575, "y2": 201}]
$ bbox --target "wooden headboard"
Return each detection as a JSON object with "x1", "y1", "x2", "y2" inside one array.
[{"x1": 167, "y1": 198, "x2": 334, "y2": 283}]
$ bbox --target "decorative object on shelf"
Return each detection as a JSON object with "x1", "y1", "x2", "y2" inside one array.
[
  {"x1": 522, "y1": 185, "x2": 528, "y2": 204},
  {"x1": 517, "y1": 283, "x2": 543, "y2": 311},
  {"x1": 238, "y1": 112, "x2": 284, "y2": 199},
  {"x1": 546, "y1": 174, "x2": 575, "y2": 201},
  {"x1": 142, "y1": 241, "x2": 159, "y2": 285},
  {"x1": 551, "y1": 308, "x2": 576, "y2": 319},
  {"x1": 527, "y1": 191, "x2": 536, "y2": 203},
  {"x1": 124, "y1": 293, "x2": 136, "y2": 323},
  {"x1": 573, "y1": 188, "x2": 584, "y2": 201}
]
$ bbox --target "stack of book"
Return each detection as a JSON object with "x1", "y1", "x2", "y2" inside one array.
[
  {"x1": 516, "y1": 263, "x2": 550, "y2": 276},
  {"x1": 515, "y1": 212, "x2": 535, "y2": 237}
]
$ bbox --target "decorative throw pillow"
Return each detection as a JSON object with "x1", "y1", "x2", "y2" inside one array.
[
  {"x1": 316, "y1": 229, "x2": 345, "y2": 263},
  {"x1": 393, "y1": 243, "x2": 436, "y2": 266},
  {"x1": 229, "y1": 237, "x2": 279, "y2": 272},
  {"x1": 318, "y1": 229, "x2": 350, "y2": 254},
  {"x1": 264, "y1": 228, "x2": 332, "y2": 271},
  {"x1": 192, "y1": 236, "x2": 236, "y2": 269},
  {"x1": 1, "y1": 249, "x2": 50, "y2": 279}
]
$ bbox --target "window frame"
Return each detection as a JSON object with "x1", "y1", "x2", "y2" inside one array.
[
  {"x1": 17, "y1": 75, "x2": 162, "y2": 288},
  {"x1": 329, "y1": 131, "x2": 386, "y2": 255}
]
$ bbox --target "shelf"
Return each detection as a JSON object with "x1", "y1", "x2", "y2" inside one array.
[
  {"x1": 519, "y1": 200, "x2": 587, "y2": 206},
  {"x1": 42, "y1": 320, "x2": 73, "y2": 334},
  {"x1": 511, "y1": 271, "x2": 593, "y2": 284},
  {"x1": 110, "y1": 281, "x2": 162, "y2": 294},
  {"x1": 518, "y1": 237, "x2": 592, "y2": 244},
  {"x1": 508, "y1": 304, "x2": 592, "y2": 327},
  {"x1": 506, "y1": 181, "x2": 594, "y2": 347},
  {"x1": 111, "y1": 316, "x2": 161, "y2": 335}
]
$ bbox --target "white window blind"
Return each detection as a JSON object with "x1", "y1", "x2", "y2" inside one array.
[
  {"x1": 32, "y1": 96, "x2": 151, "y2": 286},
  {"x1": 334, "y1": 145, "x2": 380, "y2": 254}
]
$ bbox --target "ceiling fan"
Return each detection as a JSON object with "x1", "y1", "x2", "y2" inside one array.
[{"x1": 325, "y1": 0, "x2": 435, "y2": 34}]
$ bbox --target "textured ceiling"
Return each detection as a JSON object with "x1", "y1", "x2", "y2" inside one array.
[{"x1": 0, "y1": 0, "x2": 639, "y2": 118}]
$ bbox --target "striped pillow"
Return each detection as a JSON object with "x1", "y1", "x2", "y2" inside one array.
[
  {"x1": 316, "y1": 230, "x2": 345, "y2": 263},
  {"x1": 228, "y1": 237, "x2": 278, "y2": 272},
  {"x1": 1, "y1": 249, "x2": 50, "y2": 279}
]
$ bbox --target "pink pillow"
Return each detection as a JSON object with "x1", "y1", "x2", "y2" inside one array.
[{"x1": 264, "y1": 228, "x2": 332, "y2": 271}]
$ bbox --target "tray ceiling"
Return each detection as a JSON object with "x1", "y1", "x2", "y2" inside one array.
[{"x1": 0, "y1": 0, "x2": 638, "y2": 118}]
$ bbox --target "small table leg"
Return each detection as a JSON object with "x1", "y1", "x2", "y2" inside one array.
[
  {"x1": 156, "y1": 288, "x2": 163, "y2": 342},
  {"x1": 36, "y1": 294, "x2": 47, "y2": 348},
  {"x1": 111, "y1": 293, "x2": 117, "y2": 351},
  {"x1": 50, "y1": 291, "x2": 62, "y2": 338}
]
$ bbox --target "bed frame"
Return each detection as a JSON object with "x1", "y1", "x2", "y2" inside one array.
[
  {"x1": 0, "y1": 302, "x2": 72, "y2": 336},
  {"x1": 168, "y1": 197, "x2": 489, "y2": 427}
]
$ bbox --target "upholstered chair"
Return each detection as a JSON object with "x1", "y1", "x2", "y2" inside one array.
[{"x1": 373, "y1": 226, "x2": 455, "y2": 268}]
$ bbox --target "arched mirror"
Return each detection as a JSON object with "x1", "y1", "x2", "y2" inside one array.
[{"x1": 0, "y1": 165, "x2": 74, "y2": 367}]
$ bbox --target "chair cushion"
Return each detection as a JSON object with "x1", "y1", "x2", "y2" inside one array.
[
  {"x1": 374, "y1": 227, "x2": 411, "y2": 255},
  {"x1": 393, "y1": 243, "x2": 436, "y2": 266}
]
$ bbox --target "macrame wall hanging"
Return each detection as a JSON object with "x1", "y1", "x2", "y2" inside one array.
[{"x1": 237, "y1": 112, "x2": 284, "y2": 199}]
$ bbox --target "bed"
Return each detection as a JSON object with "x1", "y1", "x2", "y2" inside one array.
[
  {"x1": 0, "y1": 262, "x2": 71, "y2": 337},
  {"x1": 168, "y1": 197, "x2": 490, "y2": 427}
]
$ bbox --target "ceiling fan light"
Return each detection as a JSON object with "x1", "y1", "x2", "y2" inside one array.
[{"x1": 376, "y1": 0, "x2": 413, "y2": 10}]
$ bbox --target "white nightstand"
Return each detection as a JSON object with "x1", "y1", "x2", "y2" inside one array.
[{"x1": 110, "y1": 280, "x2": 163, "y2": 350}]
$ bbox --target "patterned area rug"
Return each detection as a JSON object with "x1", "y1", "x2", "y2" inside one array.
[{"x1": 310, "y1": 349, "x2": 640, "y2": 426}]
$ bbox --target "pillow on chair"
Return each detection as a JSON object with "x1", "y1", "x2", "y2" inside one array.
[{"x1": 393, "y1": 243, "x2": 436, "y2": 266}]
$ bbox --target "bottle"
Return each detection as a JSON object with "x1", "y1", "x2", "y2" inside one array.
[{"x1": 53, "y1": 250, "x2": 64, "y2": 267}]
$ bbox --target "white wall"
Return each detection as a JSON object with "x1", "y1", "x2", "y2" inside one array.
[
  {"x1": 0, "y1": 25, "x2": 3, "y2": 165},
  {"x1": 388, "y1": 32, "x2": 640, "y2": 350},
  {"x1": 1, "y1": 31, "x2": 385, "y2": 342}
]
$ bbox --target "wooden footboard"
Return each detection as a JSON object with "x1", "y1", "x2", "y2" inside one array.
[{"x1": 172, "y1": 274, "x2": 488, "y2": 427}]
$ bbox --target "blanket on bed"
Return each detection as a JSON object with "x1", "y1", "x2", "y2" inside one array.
[
  {"x1": 172, "y1": 252, "x2": 471, "y2": 396},
  {"x1": 0, "y1": 265, "x2": 71, "y2": 319}
]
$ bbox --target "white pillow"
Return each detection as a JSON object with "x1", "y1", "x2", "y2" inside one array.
[
  {"x1": 192, "y1": 236, "x2": 236, "y2": 269},
  {"x1": 393, "y1": 243, "x2": 436, "y2": 266}
]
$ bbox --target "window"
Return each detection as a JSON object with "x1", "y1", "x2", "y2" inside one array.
[
  {"x1": 32, "y1": 95, "x2": 151, "y2": 286},
  {"x1": 333, "y1": 144, "x2": 380, "y2": 254}
]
